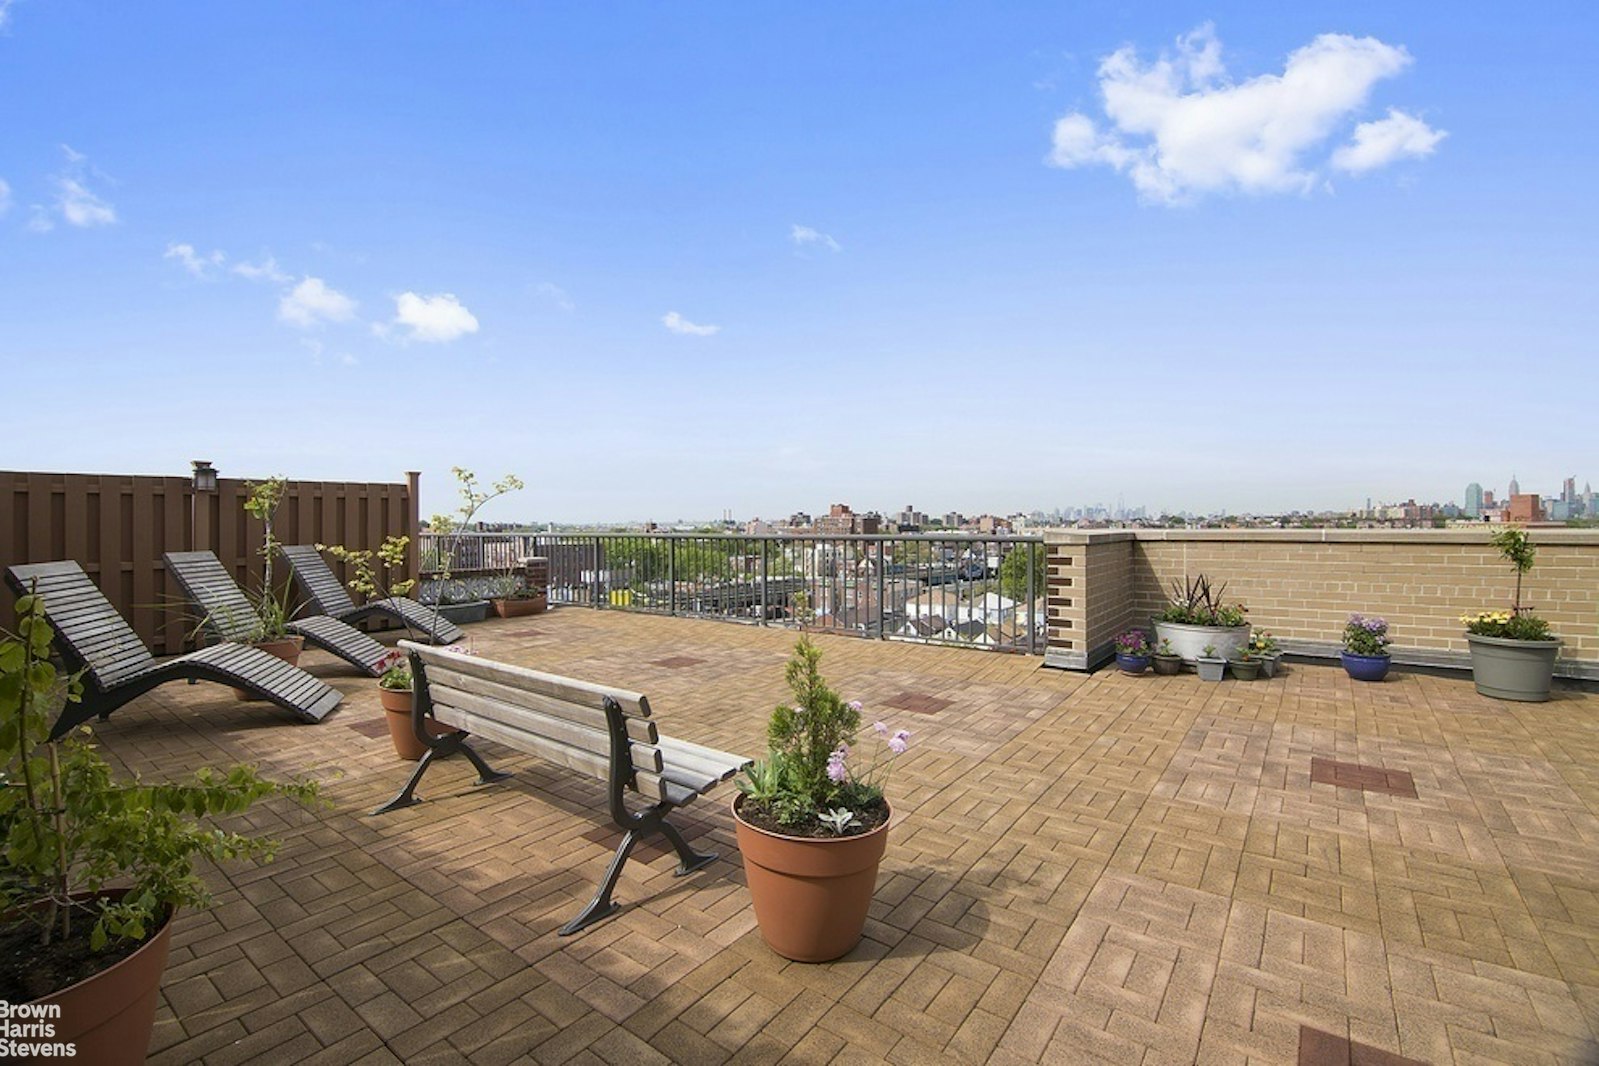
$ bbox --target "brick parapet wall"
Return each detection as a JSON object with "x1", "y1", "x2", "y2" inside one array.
[{"x1": 1045, "y1": 528, "x2": 1599, "y2": 679}]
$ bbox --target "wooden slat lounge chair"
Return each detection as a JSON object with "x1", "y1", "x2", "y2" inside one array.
[
  {"x1": 6, "y1": 561, "x2": 343, "y2": 740},
  {"x1": 163, "y1": 550, "x2": 390, "y2": 677},
  {"x1": 279, "y1": 544, "x2": 463, "y2": 644}
]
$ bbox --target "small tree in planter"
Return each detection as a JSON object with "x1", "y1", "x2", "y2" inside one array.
[
  {"x1": 0, "y1": 590, "x2": 318, "y2": 1065},
  {"x1": 426, "y1": 468, "x2": 524, "y2": 621},
  {"x1": 1460, "y1": 528, "x2": 1561, "y2": 701},
  {"x1": 732, "y1": 638, "x2": 911, "y2": 962}
]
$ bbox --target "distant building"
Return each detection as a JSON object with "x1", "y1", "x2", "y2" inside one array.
[
  {"x1": 1507, "y1": 494, "x2": 1544, "y2": 523},
  {"x1": 814, "y1": 503, "x2": 881, "y2": 536},
  {"x1": 1508, "y1": 473, "x2": 1521, "y2": 498},
  {"x1": 1464, "y1": 482, "x2": 1484, "y2": 518}
]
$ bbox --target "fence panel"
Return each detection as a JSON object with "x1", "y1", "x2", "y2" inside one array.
[{"x1": 1, "y1": 469, "x2": 416, "y2": 655}]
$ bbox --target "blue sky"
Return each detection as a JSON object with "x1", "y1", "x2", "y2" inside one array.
[{"x1": 2, "y1": 1, "x2": 1595, "y2": 523}]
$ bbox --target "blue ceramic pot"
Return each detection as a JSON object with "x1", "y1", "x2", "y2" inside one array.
[
  {"x1": 1341, "y1": 651, "x2": 1391, "y2": 682},
  {"x1": 1116, "y1": 653, "x2": 1152, "y2": 675}
]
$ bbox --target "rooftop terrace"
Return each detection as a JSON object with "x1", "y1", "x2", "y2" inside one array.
[{"x1": 104, "y1": 609, "x2": 1599, "y2": 1065}]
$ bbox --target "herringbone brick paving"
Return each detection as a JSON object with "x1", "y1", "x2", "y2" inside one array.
[{"x1": 77, "y1": 609, "x2": 1599, "y2": 1064}]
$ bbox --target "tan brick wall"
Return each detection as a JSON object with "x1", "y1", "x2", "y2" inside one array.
[{"x1": 1046, "y1": 529, "x2": 1599, "y2": 677}]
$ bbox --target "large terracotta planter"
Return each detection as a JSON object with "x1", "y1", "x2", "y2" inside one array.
[
  {"x1": 1152, "y1": 621, "x2": 1251, "y2": 665},
  {"x1": 26, "y1": 897, "x2": 174, "y2": 1066},
  {"x1": 1466, "y1": 633, "x2": 1561, "y2": 702},
  {"x1": 732, "y1": 796, "x2": 889, "y2": 962},
  {"x1": 231, "y1": 635, "x2": 304, "y2": 701},
  {"x1": 491, "y1": 595, "x2": 546, "y2": 618},
  {"x1": 378, "y1": 686, "x2": 457, "y2": 760}
]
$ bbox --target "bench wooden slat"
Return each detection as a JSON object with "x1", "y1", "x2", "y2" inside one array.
[
  {"x1": 657, "y1": 736, "x2": 749, "y2": 783},
  {"x1": 423, "y1": 664, "x2": 659, "y2": 745},
  {"x1": 405, "y1": 643, "x2": 651, "y2": 719},
  {"x1": 427, "y1": 683, "x2": 664, "y2": 775}
]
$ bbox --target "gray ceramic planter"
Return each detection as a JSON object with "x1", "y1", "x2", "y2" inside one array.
[
  {"x1": 1465, "y1": 633, "x2": 1561, "y2": 702},
  {"x1": 1196, "y1": 657, "x2": 1227, "y2": 682}
]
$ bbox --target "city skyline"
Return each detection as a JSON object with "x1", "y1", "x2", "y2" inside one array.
[{"x1": 2, "y1": 5, "x2": 1596, "y2": 521}]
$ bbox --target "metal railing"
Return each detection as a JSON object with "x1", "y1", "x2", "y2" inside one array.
[{"x1": 419, "y1": 531, "x2": 1045, "y2": 654}]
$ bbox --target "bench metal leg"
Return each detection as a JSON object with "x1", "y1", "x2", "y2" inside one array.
[
  {"x1": 561, "y1": 829, "x2": 639, "y2": 936},
  {"x1": 371, "y1": 735, "x2": 510, "y2": 816},
  {"x1": 372, "y1": 749, "x2": 437, "y2": 814},
  {"x1": 658, "y1": 821, "x2": 717, "y2": 876}
]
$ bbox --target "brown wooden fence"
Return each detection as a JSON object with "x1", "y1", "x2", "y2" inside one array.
[{"x1": 0, "y1": 469, "x2": 419, "y2": 655}]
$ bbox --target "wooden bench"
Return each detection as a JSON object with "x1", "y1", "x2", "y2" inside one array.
[{"x1": 374, "y1": 641, "x2": 751, "y2": 935}]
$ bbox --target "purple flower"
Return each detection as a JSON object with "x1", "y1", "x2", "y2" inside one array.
[
  {"x1": 826, "y1": 745, "x2": 849, "y2": 783},
  {"x1": 888, "y1": 729, "x2": 911, "y2": 755},
  {"x1": 873, "y1": 721, "x2": 889, "y2": 736},
  {"x1": 847, "y1": 700, "x2": 863, "y2": 712}
]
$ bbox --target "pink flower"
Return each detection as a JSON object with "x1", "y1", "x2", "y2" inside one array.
[
  {"x1": 826, "y1": 744, "x2": 849, "y2": 784},
  {"x1": 848, "y1": 700, "x2": 863, "y2": 712},
  {"x1": 888, "y1": 729, "x2": 911, "y2": 755},
  {"x1": 873, "y1": 721, "x2": 889, "y2": 736}
]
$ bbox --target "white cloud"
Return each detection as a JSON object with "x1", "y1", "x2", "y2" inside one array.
[
  {"x1": 791, "y1": 224, "x2": 841, "y2": 252},
  {"x1": 164, "y1": 242, "x2": 225, "y2": 278},
  {"x1": 1332, "y1": 108, "x2": 1446, "y2": 173},
  {"x1": 0, "y1": 179, "x2": 10, "y2": 216},
  {"x1": 232, "y1": 255, "x2": 291, "y2": 284},
  {"x1": 662, "y1": 311, "x2": 720, "y2": 336},
  {"x1": 278, "y1": 277, "x2": 357, "y2": 328},
  {"x1": 37, "y1": 145, "x2": 118, "y2": 227},
  {"x1": 388, "y1": 291, "x2": 479, "y2": 343},
  {"x1": 1048, "y1": 24, "x2": 1440, "y2": 203},
  {"x1": 533, "y1": 281, "x2": 574, "y2": 311},
  {"x1": 26, "y1": 205, "x2": 52, "y2": 233},
  {"x1": 0, "y1": 0, "x2": 15, "y2": 32}
]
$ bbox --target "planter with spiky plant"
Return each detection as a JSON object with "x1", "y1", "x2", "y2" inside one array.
[{"x1": 1462, "y1": 527, "x2": 1562, "y2": 701}]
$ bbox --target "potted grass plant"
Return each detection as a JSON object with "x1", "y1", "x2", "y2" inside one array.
[
  {"x1": 0, "y1": 590, "x2": 317, "y2": 1066},
  {"x1": 732, "y1": 638, "x2": 910, "y2": 962},
  {"x1": 1462, "y1": 527, "x2": 1561, "y2": 701},
  {"x1": 1151, "y1": 638, "x2": 1183, "y2": 676},
  {"x1": 1341, "y1": 614, "x2": 1392, "y2": 682}
]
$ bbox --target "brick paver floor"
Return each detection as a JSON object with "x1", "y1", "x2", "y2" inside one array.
[{"x1": 87, "y1": 609, "x2": 1598, "y2": 1064}]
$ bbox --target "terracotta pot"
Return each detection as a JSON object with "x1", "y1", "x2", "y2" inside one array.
[
  {"x1": 378, "y1": 686, "x2": 457, "y2": 760},
  {"x1": 491, "y1": 596, "x2": 546, "y2": 618},
  {"x1": 231, "y1": 635, "x2": 305, "y2": 701},
  {"x1": 732, "y1": 796, "x2": 889, "y2": 963},
  {"x1": 26, "y1": 895, "x2": 174, "y2": 1066}
]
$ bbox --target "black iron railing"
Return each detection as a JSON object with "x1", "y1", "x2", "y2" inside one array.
[{"x1": 418, "y1": 531, "x2": 1044, "y2": 654}]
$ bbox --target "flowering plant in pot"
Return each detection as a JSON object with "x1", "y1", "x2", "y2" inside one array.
[
  {"x1": 1196, "y1": 643, "x2": 1226, "y2": 682},
  {"x1": 1226, "y1": 643, "x2": 1262, "y2": 681},
  {"x1": 1151, "y1": 638, "x2": 1183, "y2": 676},
  {"x1": 0, "y1": 591, "x2": 318, "y2": 1066},
  {"x1": 1113, "y1": 630, "x2": 1152, "y2": 675},
  {"x1": 1152, "y1": 574, "x2": 1250, "y2": 663},
  {"x1": 1341, "y1": 614, "x2": 1392, "y2": 682},
  {"x1": 1461, "y1": 528, "x2": 1561, "y2": 701},
  {"x1": 732, "y1": 637, "x2": 911, "y2": 962},
  {"x1": 1248, "y1": 631, "x2": 1282, "y2": 678},
  {"x1": 373, "y1": 648, "x2": 467, "y2": 760}
]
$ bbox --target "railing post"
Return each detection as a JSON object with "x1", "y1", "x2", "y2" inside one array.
[
  {"x1": 875, "y1": 539, "x2": 886, "y2": 639},
  {"x1": 668, "y1": 537, "x2": 677, "y2": 616},
  {"x1": 1026, "y1": 541, "x2": 1037, "y2": 655},
  {"x1": 591, "y1": 536, "x2": 601, "y2": 609},
  {"x1": 760, "y1": 538, "x2": 769, "y2": 625}
]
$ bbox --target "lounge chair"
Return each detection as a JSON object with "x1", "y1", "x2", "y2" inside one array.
[
  {"x1": 163, "y1": 550, "x2": 390, "y2": 677},
  {"x1": 280, "y1": 544, "x2": 463, "y2": 643},
  {"x1": 6, "y1": 560, "x2": 343, "y2": 740}
]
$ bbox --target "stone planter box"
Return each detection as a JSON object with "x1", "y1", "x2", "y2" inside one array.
[
  {"x1": 1466, "y1": 633, "x2": 1561, "y2": 702},
  {"x1": 1153, "y1": 620, "x2": 1252, "y2": 665},
  {"x1": 434, "y1": 600, "x2": 490, "y2": 626}
]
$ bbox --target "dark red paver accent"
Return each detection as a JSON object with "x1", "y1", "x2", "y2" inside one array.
[
  {"x1": 346, "y1": 716, "x2": 392, "y2": 739},
  {"x1": 881, "y1": 691, "x2": 955, "y2": 715},
  {"x1": 652, "y1": 655, "x2": 708, "y2": 668},
  {"x1": 1310, "y1": 757, "x2": 1418, "y2": 798}
]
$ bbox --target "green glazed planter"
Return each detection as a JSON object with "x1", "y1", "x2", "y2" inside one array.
[{"x1": 1465, "y1": 633, "x2": 1561, "y2": 702}]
